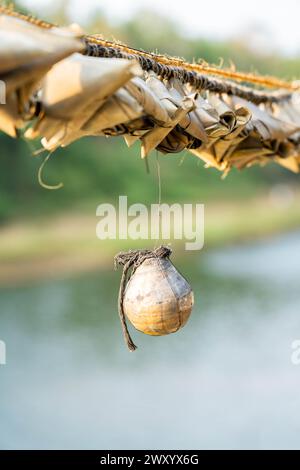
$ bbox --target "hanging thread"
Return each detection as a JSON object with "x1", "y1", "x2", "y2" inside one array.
[{"x1": 38, "y1": 152, "x2": 64, "y2": 190}]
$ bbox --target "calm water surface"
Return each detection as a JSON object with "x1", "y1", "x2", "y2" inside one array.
[{"x1": 0, "y1": 232, "x2": 300, "y2": 449}]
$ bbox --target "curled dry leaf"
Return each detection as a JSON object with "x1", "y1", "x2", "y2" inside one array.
[{"x1": 0, "y1": 11, "x2": 300, "y2": 174}]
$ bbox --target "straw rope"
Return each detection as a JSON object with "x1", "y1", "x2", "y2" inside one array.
[
  {"x1": 86, "y1": 35, "x2": 299, "y2": 92},
  {"x1": 84, "y1": 41, "x2": 293, "y2": 104},
  {"x1": 1, "y1": 4, "x2": 299, "y2": 104},
  {"x1": 0, "y1": 4, "x2": 53, "y2": 29}
]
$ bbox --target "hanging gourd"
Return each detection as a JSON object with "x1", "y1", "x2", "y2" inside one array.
[{"x1": 115, "y1": 246, "x2": 194, "y2": 351}]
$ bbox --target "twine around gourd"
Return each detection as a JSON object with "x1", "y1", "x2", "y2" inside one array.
[{"x1": 114, "y1": 246, "x2": 194, "y2": 351}]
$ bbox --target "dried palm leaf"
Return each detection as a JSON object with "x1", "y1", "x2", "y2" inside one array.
[{"x1": 0, "y1": 14, "x2": 84, "y2": 137}]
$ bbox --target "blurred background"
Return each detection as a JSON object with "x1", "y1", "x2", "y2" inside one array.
[{"x1": 0, "y1": 0, "x2": 300, "y2": 450}]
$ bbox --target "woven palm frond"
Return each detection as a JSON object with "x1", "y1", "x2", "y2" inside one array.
[{"x1": 0, "y1": 9, "x2": 300, "y2": 174}]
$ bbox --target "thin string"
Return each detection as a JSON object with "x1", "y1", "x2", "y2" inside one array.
[
  {"x1": 154, "y1": 152, "x2": 162, "y2": 249},
  {"x1": 144, "y1": 157, "x2": 150, "y2": 174},
  {"x1": 38, "y1": 152, "x2": 64, "y2": 190},
  {"x1": 156, "y1": 152, "x2": 162, "y2": 207}
]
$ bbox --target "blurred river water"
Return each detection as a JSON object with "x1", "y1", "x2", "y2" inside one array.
[{"x1": 0, "y1": 231, "x2": 300, "y2": 449}]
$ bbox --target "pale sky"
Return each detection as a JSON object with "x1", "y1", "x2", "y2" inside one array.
[{"x1": 22, "y1": 0, "x2": 300, "y2": 56}]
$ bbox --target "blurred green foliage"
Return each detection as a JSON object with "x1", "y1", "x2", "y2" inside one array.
[{"x1": 0, "y1": 2, "x2": 299, "y2": 223}]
